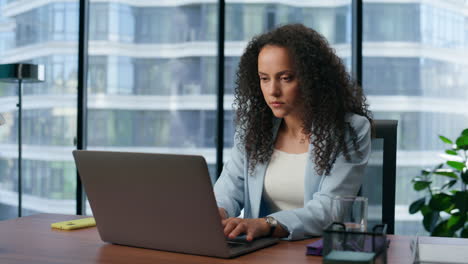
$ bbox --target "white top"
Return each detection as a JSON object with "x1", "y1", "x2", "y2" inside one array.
[{"x1": 263, "y1": 149, "x2": 308, "y2": 211}]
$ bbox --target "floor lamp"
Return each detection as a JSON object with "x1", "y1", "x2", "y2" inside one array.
[{"x1": 0, "y1": 63, "x2": 44, "y2": 217}]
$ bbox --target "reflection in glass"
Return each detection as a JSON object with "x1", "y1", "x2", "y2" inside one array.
[
  {"x1": 87, "y1": 2, "x2": 219, "y2": 196},
  {"x1": 363, "y1": 0, "x2": 468, "y2": 235},
  {"x1": 0, "y1": 0, "x2": 78, "y2": 218}
]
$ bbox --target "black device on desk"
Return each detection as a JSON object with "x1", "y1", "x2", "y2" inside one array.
[{"x1": 73, "y1": 150, "x2": 278, "y2": 258}]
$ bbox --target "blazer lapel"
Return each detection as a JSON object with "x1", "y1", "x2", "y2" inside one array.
[
  {"x1": 303, "y1": 145, "x2": 317, "y2": 203},
  {"x1": 303, "y1": 138, "x2": 323, "y2": 204},
  {"x1": 248, "y1": 162, "x2": 268, "y2": 218}
]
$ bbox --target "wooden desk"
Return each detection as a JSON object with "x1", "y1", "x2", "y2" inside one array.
[{"x1": 1, "y1": 214, "x2": 468, "y2": 264}]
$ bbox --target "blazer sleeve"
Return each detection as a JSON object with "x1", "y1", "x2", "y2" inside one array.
[
  {"x1": 213, "y1": 133, "x2": 246, "y2": 218},
  {"x1": 269, "y1": 115, "x2": 371, "y2": 240}
]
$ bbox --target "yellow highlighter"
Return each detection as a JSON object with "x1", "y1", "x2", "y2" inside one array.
[{"x1": 51, "y1": 217, "x2": 96, "y2": 230}]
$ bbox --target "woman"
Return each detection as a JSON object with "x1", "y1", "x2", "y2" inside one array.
[{"x1": 214, "y1": 24, "x2": 372, "y2": 241}]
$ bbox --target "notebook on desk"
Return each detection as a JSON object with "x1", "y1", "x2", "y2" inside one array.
[
  {"x1": 418, "y1": 243, "x2": 468, "y2": 264},
  {"x1": 72, "y1": 150, "x2": 278, "y2": 258}
]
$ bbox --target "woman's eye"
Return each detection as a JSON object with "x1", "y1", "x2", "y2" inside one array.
[
  {"x1": 281, "y1": 76, "x2": 292, "y2": 81},
  {"x1": 260, "y1": 77, "x2": 269, "y2": 81}
]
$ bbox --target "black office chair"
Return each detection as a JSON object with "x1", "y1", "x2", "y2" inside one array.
[{"x1": 360, "y1": 120, "x2": 398, "y2": 234}]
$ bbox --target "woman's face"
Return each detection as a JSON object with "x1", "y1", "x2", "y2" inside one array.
[{"x1": 258, "y1": 45, "x2": 302, "y2": 119}]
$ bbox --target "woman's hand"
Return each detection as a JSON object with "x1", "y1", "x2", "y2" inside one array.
[
  {"x1": 218, "y1": 207, "x2": 228, "y2": 220},
  {"x1": 222, "y1": 217, "x2": 270, "y2": 241}
]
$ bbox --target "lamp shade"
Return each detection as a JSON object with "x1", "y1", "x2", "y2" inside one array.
[{"x1": 0, "y1": 63, "x2": 45, "y2": 83}]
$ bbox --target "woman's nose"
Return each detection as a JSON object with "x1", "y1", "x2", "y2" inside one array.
[{"x1": 267, "y1": 81, "x2": 281, "y2": 97}]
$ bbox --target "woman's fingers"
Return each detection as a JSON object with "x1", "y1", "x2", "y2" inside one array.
[
  {"x1": 223, "y1": 218, "x2": 240, "y2": 236},
  {"x1": 223, "y1": 218, "x2": 266, "y2": 241},
  {"x1": 228, "y1": 221, "x2": 247, "y2": 239},
  {"x1": 246, "y1": 220, "x2": 265, "y2": 241},
  {"x1": 246, "y1": 229, "x2": 255, "y2": 241}
]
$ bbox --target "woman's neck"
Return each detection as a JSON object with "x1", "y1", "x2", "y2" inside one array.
[
  {"x1": 275, "y1": 116, "x2": 309, "y2": 153},
  {"x1": 281, "y1": 116, "x2": 306, "y2": 139}
]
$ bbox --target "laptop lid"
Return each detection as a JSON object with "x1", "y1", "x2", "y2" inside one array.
[{"x1": 73, "y1": 150, "x2": 231, "y2": 258}]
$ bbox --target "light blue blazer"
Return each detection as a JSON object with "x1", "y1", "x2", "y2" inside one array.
[{"x1": 214, "y1": 113, "x2": 371, "y2": 240}]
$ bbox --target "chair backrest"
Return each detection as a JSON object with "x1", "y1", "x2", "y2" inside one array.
[{"x1": 360, "y1": 120, "x2": 398, "y2": 234}]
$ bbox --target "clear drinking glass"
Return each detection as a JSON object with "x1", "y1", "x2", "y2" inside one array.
[{"x1": 331, "y1": 196, "x2": 368, "y2": 232}]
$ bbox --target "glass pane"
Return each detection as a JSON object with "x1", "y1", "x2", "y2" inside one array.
[
  {"x1": 223, "y1": 1, "x2": 352, "y2": 160},
  {"x1": 361, "y1": 138, "x2": 383, "y2": 229},
  {"x1": 87, "y1": 2, "x2": 218, "y2": 214},
  {"x1": 363, "y1": 1, "x2": 468, "y2": 235},
  {"x1": 0, "y1": 0, "x2": 78, "y2": 218}
]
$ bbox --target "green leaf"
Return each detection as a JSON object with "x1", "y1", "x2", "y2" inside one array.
[
  {"x1": 447, "y1": 214, "x2": 466, "y2": 231},
  {"x1": 461, "y1": 227, "x2": 468, "y2": 238},
  {"x1": 409, "y1": 197, "x2": 426, "y2": 214},
  {"x1": 441, "y1": 179, "x2": 457, "y2": 190},
  {"x1": 462, "y1": 168, "x2": 468, "y2": 185},
  {"x1": 433, "y1": 169, "x2": 458, "y2": 179},
  {"x1": 421, "y1": 205, "x2": 431, "y2": 215},
  {"x1": 445, "y1": 150, "x2": 458, "y2": 155},
  {"x1": 429, "y1": 193, "x2": 453, "y2": 211},
  {"x1": 456, "y1": 135, "x2": 468, "y2": 150},
  {"x1": 444, "y1": 204, "x2": 456, "y2": 214},
  {"x1": 413, "y1": 180, "x2": 432, "y2": 191},
  {"x1": 431, "y1": 220, "x2": 455, "y2": 237},
  {"x1": 422, "y1": 209, "x2": 439, "y2": 232},
  {"x1": 462, "y1": 129, "x2": 468, "y2": 137},
  {"x1": 413, "y1": 176, "x2": 424, "y2": 181},
  {"x1": 447, "y1": 161, "x2": 465, "y2": 171},
  {"x1": 454, "y1": 191, "x2": 468, "y2": 214},
  {"x1": 421, "y1": 169, "x2": 432, "y2": 176},
  {"x1": 439, "y1": 135, "x2": 453, "y2": 144}
]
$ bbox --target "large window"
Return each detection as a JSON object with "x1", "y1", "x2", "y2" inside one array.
[
  {"x1": 363, "y1": 0, "x2": 468, "y2": 235},
  {"x1": 0, "y1": 0, "x2": 78, "y2": 219},
  {"x1": 364, "y1": 3, "x2": 420, "y2": 42},
  {"x1": 364, "y1": 58, "x2": 421, "y2": 96},
  {"x1": 87, "y1": 2, "x2": 218, "y2": 213}
]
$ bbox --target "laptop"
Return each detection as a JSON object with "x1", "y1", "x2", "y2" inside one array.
[{"x1": 72, "y1": 150, "x2": 278, "y2": 258}]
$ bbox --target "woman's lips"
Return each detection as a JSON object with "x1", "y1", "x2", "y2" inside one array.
[{"x1": 271, "y1": 102, "x2": 284, "y2": 107}]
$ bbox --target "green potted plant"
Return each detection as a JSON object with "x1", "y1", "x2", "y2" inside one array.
[{"x1": 409, "y1": 128, "x2": 468, "y2": 237}]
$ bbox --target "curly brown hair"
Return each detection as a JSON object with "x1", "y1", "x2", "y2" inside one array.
[{"x1": 234, "y1": 24, "x2": 373, "y2": 176}]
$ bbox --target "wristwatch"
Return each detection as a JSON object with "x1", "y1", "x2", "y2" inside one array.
[{"x1": 264, "y1": 216, "x2": 278, "y2": 236}]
